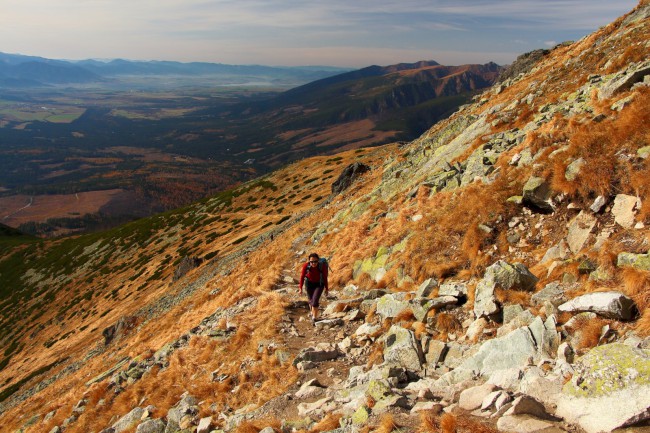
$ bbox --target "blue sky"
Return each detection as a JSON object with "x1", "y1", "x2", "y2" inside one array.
[{"x1": 0, "y1": 0, "x2": 639, "y2": 67}]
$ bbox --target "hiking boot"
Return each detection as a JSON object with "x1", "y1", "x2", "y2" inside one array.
[{"x1": 311, "y1": 316, "x2": 316, "y2": 326}]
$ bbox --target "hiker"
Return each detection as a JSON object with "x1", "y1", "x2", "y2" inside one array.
[{"x1": 299, "y1": 253, "x2": 329, "y2": 325}]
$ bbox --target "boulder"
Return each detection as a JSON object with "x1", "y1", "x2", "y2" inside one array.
[
  {"x1": 566, "y1": 211, "x2": 596, "y2": 254},
  {"x1": 331, "y1": 162, "x2": 371, "y2": 195},
  {"x1": 556, "y1": 343, "x2": 650, "y2": 433},
  {"x1": 618, "y1": 252, "x2": 650, "y2": 271},
  {"x1": 540, "y1": 240, "x2": 570, "y2": 264},
  {"x1": 196, "y1": 417, "x2": 213, "y2": 433},
  {"x1": 416, "y1": 278, "x2": 439, "y2": 297},
  {"x1": 293, "y1": 343, "x2": 339, "y2": 365},
  {"x1": 376, "y1": 293, "x2": 456, "y2": 322},
  {"x1": 135, "y1": 419, "x2": 165, "y2": 433},
  {"x1": 487, "y1": 260, "x2": 538, "y2": 291},
  {"x1": 558, "y1": 291, "x2": 637, "y2": 320},
  {"x1": 112, "y1": 407, "x2": 145, "y2": 433},
  {"x1": 564, "y1": 157, "x2": 585, "y2": 181},
  {"x1": 522, "y1": 176, "x2": 554, "y2": 213},
  {"x1": 459, "y1": 383, "x2": 497, "y2": 411},
  {"x1": 465, "y1": 317, "x2": 488, "y2": 342},
  {"x1": 599, "y1": 60, "x2": 650, "y2": 99},
  {"x1": 382, "y1": 325, "x2": 424, "y2": 372},
  {"x1": 473, "y1": 277, "x2": 500, "y2": 319},
  {"x1": 474, "y1": 260, "x2": 538, "y2": 319},
  {"x1": 425, "y1": 339, "x2": 447, "y2": 366},
  {"x1": 496, "y1": 415, "x2": 558, "y2": 433},
  {"x1": 611, "y1": 194, "x2": 639, "y2": 228},
  {"x1": 503, "y1": 395, "x2": 551, "y2": 419},
  {"x1": 438, "y1": 281, "x2": 468, "y2": 298},
  {"x1": 531, "y1": 283, "x2": 567, "y2": 307},
  {"x1": 167, "y1": 394, "x2": 198, "y2": 424}
]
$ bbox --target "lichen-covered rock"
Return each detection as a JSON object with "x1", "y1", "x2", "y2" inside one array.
[
  {"x1": 522, "y1": 176, "x2": 554, "y2": 212},
  {"x1": 564, "y1": 343, "x2": 650, "y2": 398},
  {"x1": 488, "y1": 260, "x2": 538, "y2": 291},
  {"x1": 531, "y1": 282, "x2": 567, "y2": 307},
  {"x1": 557, "y1": 343, "x2": 650, "y2": 433},
  {"x1": 112, "y1": 407, "x2": 145, "y2": 433},
  {"x1": 618, "y1": 252, "x2": 650, "y2": 271},
  {"x1": 474, "y1": 260, "x2": 538, "y2": 319},
  {"x1": 135, "y1": 419, "x2": 165, "y2": 433},
  {"x1": 382, "y1": 325, "x2": 424, "y2": 372}
]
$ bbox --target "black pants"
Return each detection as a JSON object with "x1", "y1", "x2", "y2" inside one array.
[{"x1": 305, "y1": 281, "x2": 325, "y2": 308}]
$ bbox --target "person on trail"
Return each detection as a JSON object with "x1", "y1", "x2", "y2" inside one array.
[{"x1": 299, "y1": 253, "x2": 328, "y2": 325}]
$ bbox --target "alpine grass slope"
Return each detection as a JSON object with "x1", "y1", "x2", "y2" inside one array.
[{"x1": 1, "y1": 1, "x2": 650, "y2": 432}]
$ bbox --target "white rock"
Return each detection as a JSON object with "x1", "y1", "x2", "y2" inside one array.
[
  {"x1": 496, "y1": 415, "x2": 556, "y2": 433},
  {"x1": 611, "y1": 194, "x2": 639, "y2": 228},
  {"x1": 559, "y1": 291, "x2": 636, "y2": 320},
  {"x1": 459, "y1": 383, "x2": 497, "y2": 411}
]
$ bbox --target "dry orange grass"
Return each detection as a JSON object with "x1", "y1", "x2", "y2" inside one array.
[
  {"x1": 547, "y1": 87, "x2": 650, "y2": 207},
  {"x1": 412, "y1": 321, "x2": 428, "y2": 339},
  {"x1": 495, "y1": 288, "x2": 532, "y2": 306},
  {"x1": 567, "y1": 315, "x2": 609, "y2": 352},
  {"x1": 419, "y1": 411, "x2": 499, "y2": 433},
  {"x1": 620, "y1": 267, "x2": 650, "y2": 336},
  {"x1": 366, "y1": 343, "x2": 385, "y2": 369},
  {"x1": 393, "y1": 309, "x2": 416, "y2": 327},
  {"x1": 372, "y1": 414, "x2": 398, "y2": 433},
  {"x1": 303, "y1": 413, "x2": 343, "y2": 433},
  {"x1": 436, "y1": 313, "x2": 462, "y2": 335}
]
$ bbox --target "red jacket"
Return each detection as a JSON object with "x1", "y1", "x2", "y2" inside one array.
[{"x1": 299, "y1": 261, "x2": 328, "y2": 290}]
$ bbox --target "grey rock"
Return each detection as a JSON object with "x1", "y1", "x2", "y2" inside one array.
[
  {"x1": 559, "y1": 291, "x2": 637, "y2": 320},
  {"x1": 136, "y1": 419, "x2": 165, "y2": 433},
  {"x1": 474, "y1": 260, "x2": 538, "y2": 319},
  {"x1": 590, "y1": 195, "x2": 606, "y2": 213},
  {"x1": 167, "y1": 394, "x2": 198, "y2": 424},
  {"x1": 503, "y1": 305, "x2": 524, "y2": 324},
  {"x1": 618, "y1": 252, "x2": 650, "y2": 271},
  {"x1": 473, "y1": 277, "x2": 500, "y2": 319},
  {"x1": 523, "y1": 176, "x2": 554, "y2": 212},
  {"x1": 112, "y1": 407, "x2": 145, "y2": 433},
  {"x1": 416, "y1": 278, "x2": 438, "y2": 298},
  {"x1": 438, "y1": 281, "x2": 468, "y2": 298},
  {"x1": 599, "y1": 60, "x2": 650, "y2": 100},
  {"x1": 531, "y1": 283, "x2": 567, "y2": 307},
  {"x1": 382, "y1": 325, "x2": 424, "y2": 372},
  {"x1": 540, "y1": 240, "x2": 570, "y2": 264},
  {"x1": 438, "y1": 326, "x2": 538, "y2": 386},
  {"x1": 425, "y1": 339, "x2": 447, "y2": 366},
  {"x1": 565, "y1": 157, "x2": 585, "y2": 181},
  {"x1": 557, "y1": 343, "x2": 650, "y2": 433},
  {"x1": 488, "y1": 368, "x2": 524, "y2": 391},
  {"x1": 504, "y1": 395, "x2": 551, "y2": 419},
  {"x1": 465, "y1": 317, "x2": 488, "y2": 342},
  {"x1": 293, "y1": 343, "x2": 339, "y2": 365},
  {"x1": 566, "y1": 211, "x2": 596, "y2": 254}
]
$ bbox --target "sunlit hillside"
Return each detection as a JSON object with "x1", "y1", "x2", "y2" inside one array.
[{"x1": 1, "y1": 2, "x2": 649, "y2": 432}]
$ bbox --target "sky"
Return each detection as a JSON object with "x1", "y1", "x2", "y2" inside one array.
[{"x1": 0, "y1": 0, "x2": 640, "y2": 68}]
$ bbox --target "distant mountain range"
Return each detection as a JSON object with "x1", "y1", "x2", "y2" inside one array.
[{"x1": 0, "y1": 52, "x2": 352, "y2": 88}]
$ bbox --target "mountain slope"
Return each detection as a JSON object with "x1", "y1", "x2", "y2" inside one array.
[{"x1": 1, "y1": 1, "x2": 650, "y2": 432}]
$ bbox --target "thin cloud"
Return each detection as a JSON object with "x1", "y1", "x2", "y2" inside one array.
[{"x1": 0, "y1": 0, "x2": 638, "y2": 66}]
